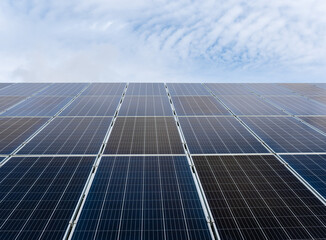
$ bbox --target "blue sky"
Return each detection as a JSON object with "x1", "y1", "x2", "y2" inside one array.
[{"x1": 0, "y1": 0, "x2": 325, "y2": 82}]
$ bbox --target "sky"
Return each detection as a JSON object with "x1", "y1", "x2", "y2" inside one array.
[{"x1": 0, "y1": 0, "x2": 325, "y2": 83}]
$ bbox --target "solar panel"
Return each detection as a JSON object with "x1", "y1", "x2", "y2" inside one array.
[
  {"x1": 0, "y1": 83, "x2": 49, "y2": 96},
  {"x1": 264, "y1": 96, "x2": 326, "y2": 115},
  {"x1": 0, "y1": 96, "x2": 27, "y2": 113},
  {"x1": 218, "y1": 95, "x2": 286, "y2": 115},
  {"x1": 314, "y1": 83, "x2": 326, "y2": 90},
  {"x1": 245, "y1": 83, "x2": 297, "y2": 95},
  {"x1": 1, "y1": 96, "x2": 73, "y2": 116},
  {"x1": 205, "y1": 83, "x2": 253, "y2": 95},
  {"x1": 119, "y1": 96, "x2": 173, "y2": 116},
  {"x1": 167, "y1": 83, "x2": 211, "y2": 96},
  {"x1": 60, "y1": 96, "x2": 121, "y2": 116},
  {"x1": 36, "y1": 83, "x2": 88, "y2": 96},
  {"x1": 104, "y1": 117, "x2": 184, "y2": 154},
  {"x1": 179, "y1": 116, "x2": 268, "y2": 154},
  {"x1": 298, "y1": 116, "x2": 326, "y2": 134},
  {"x1": 193, "y1": 155, "x2": 326, "y2": 240},
  {"x1": 81, "y1": 83, "x2": 126, "y2": 95},
  {"x1": 306, "y1": 95, "x2": 326, "y2": 105},
  {"x1": 280, "y1": 154, "x2": 326, "y2": 198},
  {"x1": 17, "y1": 117, "x2": 112, "y2": 155},
  {"x1": 172, "y1": 96, "x2": 230, "y2": 116},
  {"x1": 72, "y1": 156, "x2": 212, "y2": 240},
  {"x1": 0, "y1": 117, "x2": 49, "y2": 154},
  {"x1": 279, "y1": 83, "x2": 326, "y2": 95},
  {"x1": 126, "y1": 83, "x2": 167, "y2": 95},
  {"x1": 0, "y1": 83, "x2": 13, "y2": 90},
  {"x1": 241, "y1": 116, "x2": 326, "y2": 153},
  {"x1": 0, "y1": 156, "x2": 95, "y2": 240}
]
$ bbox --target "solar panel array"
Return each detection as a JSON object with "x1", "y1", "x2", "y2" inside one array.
[{"x1": 0, "y1": 82, "x2": 326, "y2": 240}]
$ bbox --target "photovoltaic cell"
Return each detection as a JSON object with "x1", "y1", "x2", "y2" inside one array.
[
  {"x1": 193, "y1": 155, "x2": 326, "y2": 240},
  {"x1": 0, "y1": 96, "x2": 27, "y2": 112},
  {"x1": 119, "y1": 96, "x2": 173, "y2": 116},
  {"x1": 0, "y1": 156, "x2": 95, "y2": 240},
  {"x1": 172, "y1": 96, "x2": 230, "y2": 116},
  {"x1": 298, "y1": 116, "x2": 326, "y2": 134},
  {"x1": 167, "y1": 83, "x2": 211, "y2": 96},
  {"x1": 218, "y1": 95, "x2": 286, "y2": 115},
  {"x1": 0, "y1": 83, "x2": 13, "y2": 90},
  {"x1": 36, "y1": 83, "x2": 88, "y2": 96},
  {"x1": 0, "y1": 83, "x2": 49, "y2": 96},
  {"x1": 264, "y1": 96, "x2": 326, "y2": 115},
  {"x1": 245, "y1": 83, "x2": 297, "y2": 95},
  {"x1": 126, "y1": 83, "x2": 167, "y2": 95},
  {"x1": 72, "y1": 156, "x2": 212, "y2": 240},
  {"x1": 179, "y1": 116, "x2": 268, "y2": 154},
  {"x1": 1, "y1": 96, "x2": 73, "y2": 116},
  {"x1": 206, "y1": 83, "x2": 253, "y2": 95},
  {"x1": 0, "y1": 117, "x2": 49, "y2": 154},
  {"x1": 241, "y1": 116, "x2": 326, "y2": 153},
  {"x1": 18, "y1": 117, "x2": 112, "y2": 155},
  {"x1": 314, "y1": 83, "x2": 326, "y2": 90},
  {"x1": 279, "y1": 83, "x2": 326, "y2": 95},
  {"x1": 306, "y1": 95, "x2": 326, "y2": 105},
  {"x1": 60, "y1": 96, "x2": 121, "y2": 116},
  {"x1": 280, "y1": 154, "x2": 326, "y2": 198},
  {"x1": 104, "y1": 117, "x2": 184, "y2": 154},
  {"x1": 81, "y1": 83, "x2": 126, "y2": 95}
]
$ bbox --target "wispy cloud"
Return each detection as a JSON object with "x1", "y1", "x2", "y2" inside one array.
[{"x1": 0, "y1": 0, "x2": 325, "y2": 82}]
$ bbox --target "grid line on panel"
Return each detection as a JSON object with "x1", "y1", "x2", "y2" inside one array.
[
  {"x1": 0, "y1": 96, "x2": 28, "y2": 113},
  {"x1": 165, "y1": 83, "x2": 219, "y2": 240},
  {"x1": 63, "y1": 83, "x2": 128, "y2": 240}
]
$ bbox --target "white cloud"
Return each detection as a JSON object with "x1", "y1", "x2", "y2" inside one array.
[{"x1": 0, "y1": 0, "x2": 325, "y2": 82}]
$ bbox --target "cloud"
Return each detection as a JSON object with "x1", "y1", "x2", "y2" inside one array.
[{"x1": 0, "y1": 0, "x2": 326, "y2": 82}]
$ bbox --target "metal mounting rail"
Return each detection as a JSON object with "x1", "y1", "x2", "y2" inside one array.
[
  {"x1": 63, "y1": 83, "x2": 128, "y2": 240},
  {"x1": 164, "y1": 83, "x2": 220, "y2": 240},
  {"x1": 202, "y1": 83, "x2": 326, "y2": 207}
]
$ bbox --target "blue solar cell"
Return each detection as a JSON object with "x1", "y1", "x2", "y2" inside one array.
[
  {"x1": 17, "y1": 117, "x2": 112, "y2": 155},
  {"x1": 0, "y1": 83, "x2": 50, "y2": 96},
  {"x1": 0, "y1": 96, "x2": 27, "y2": 113},
  {"x1": 0, "y1": 83, "x2": 13, "y2": 90},
  {"x1": 126, "y1": 83, "x2": 167, "y2": 95},
  {"x1": 241, "y1": 116, "x2": 326, "y2": 153},
  {"x1": 81, "y1": 83, "x2": 126, "y2": 95},
  {"x1": 0, "y1": 156, "x2": 95, "y2": 240},
  {"x1": 206, "y1": 83, "x2": 253, "y2": 95},
  {"x1": 72, "y1": 156, "x2": 212, "y2": 240},
  {"x1": 280, "y1": 154, "x2": 326, "y2": 198},
  {"x1": 119, "y1": 96, "x2": 173, "y2": 116},
  {"x1": 298, "y1": 116, "x2": 326, "y2": 134},
  {"x1": 0, "y1": 117, "x2": 49, "y2": 154},
  {"x1": 179, "y1": 116, "x2": 268, "y2": 154},
  {"x1": 167, "y1": 83, "x2": 211, "y2": 96},
  {"x1": 1, "y1": 96, "x2": 73, "y2": 116},
  {"x1": 60, "y1": 96, "x2": 121, "y2": 116},
  {"x1": 36, "y1": 83, "x2": 88, "y2": 96}
]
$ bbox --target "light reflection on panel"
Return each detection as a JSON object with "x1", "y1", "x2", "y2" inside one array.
[{"x1": 0, "y1": 96, "x2": 27, "y2": 113}]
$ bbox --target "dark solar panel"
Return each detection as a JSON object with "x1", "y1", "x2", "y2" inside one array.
[
  {"x1": 172, "y1": 96, "x2": 230, "y2": 116},
  {"x1": 279, "y1": 83, "x2": 326, "y2": 95},
  {"x1": 60, "y1": 96, "x2": 121, "y2": 116},
  {"x1": 0, "y1": 117, "x2": 49, "y2": 154},
  {"x1": 0, "y1": 83, "x2": 49, "y2": 96},
  {"x1": 193, "y1": 155, "x2": 326, "y2": 240},
  {"x1": 205, "y1": 83, "x2": 253, "y2": 95},
  {"x1": 0, "y1": 83, "x2": 13, "y2": 90},
  {"x1": 306, "y1": 95, "x2": 326, "y2": 105},
  {"x1": 126, "y1": 83, "x2": 167, "y2": 95},
  {"x1": 179, "y1": 116, "x2": 268, "y2": 154},
  {"x1": 72, "y1": 156, "x2": 212, "y2": 240},
  {"x1": 0, "y1": 96, "x2": 27, "y2": 113},
  {"x1": 17, "y1": 117, "x2": 112, "y2": 155},
  {"x1": 280, "y1": 154, "x2": 326, "y2": 198},
  {"x1": 167, "y1": 83, "x2": 211, "y2": 96},
  {"x1": 81, "y1": 83, "x2": 125, "y2": 95},
  {"x1": 245, "y1": 83, "x2": 297, "y2": 95},
  {"x1": 298, "y1": 116, "x2": 326, "y2": 134},
  {"x1": 36, "y1": 83, "x2": 88, "y2": 96},
  {"x1": 0, "y1": 156, "x2": 95, "y2": 240},
  {"x1": 1, "y1": 96, "x2": 73, "y2": 116},
  {"x1": 241, "y1": 116, "x2": 326, "y2": 153},
  {"x1": 119, "y1": 96, "x2": 173, "y2": 116},
  {"x1": 219, "y1": 95, "x2": 286, "y2": 115},
  {"x1": 264, "y1": 96, "x2": 326, "y2": 115},
  {"x1": 104, "y1": 117, "x2": 184, "y2": 154}
]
